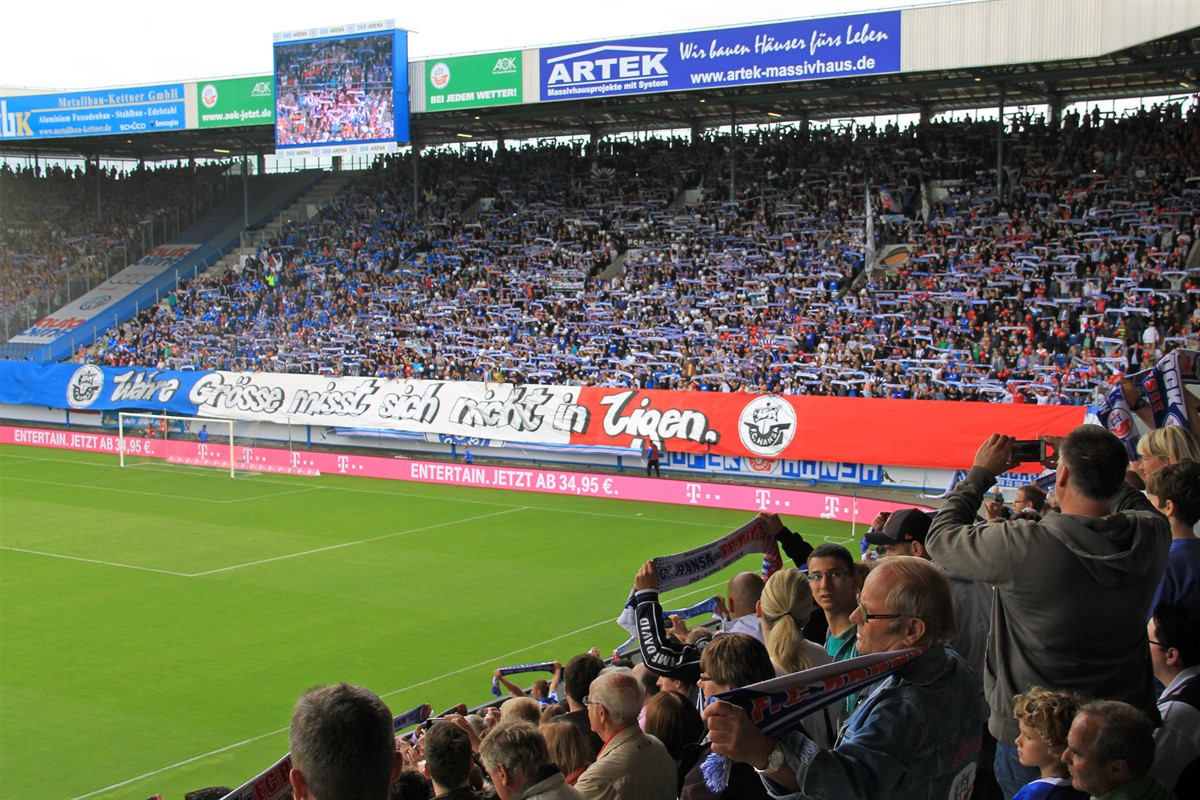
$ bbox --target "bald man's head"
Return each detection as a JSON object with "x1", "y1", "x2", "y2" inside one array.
[{"x1": 727, "y1": 572, "x2": 765, "y2": 619}]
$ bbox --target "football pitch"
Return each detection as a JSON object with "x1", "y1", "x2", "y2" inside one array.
[{"x1": 0, "y1": 443, "x2": 855, "y2": 800}]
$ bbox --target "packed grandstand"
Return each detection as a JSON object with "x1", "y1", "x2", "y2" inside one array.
[
  {"x1": 2, "y1": 3, "x2": 1200, "y2": 800},
  {"x1": 3, "y1": 104, "x2": 1198, "y2": 407}
]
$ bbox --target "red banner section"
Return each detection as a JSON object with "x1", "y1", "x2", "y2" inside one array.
[{"x1": 570, "y1": 388, "x2": 1086, "y2": 470}]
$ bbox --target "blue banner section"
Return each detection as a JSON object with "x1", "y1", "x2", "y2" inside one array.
[
  {"x1": 0, "y1": 85, "x2": 186, "y2": 141},
  {"x1": 666, "y1": 451, "x2": 885, "y2": 486},
  {"x1": 538, "y1": 11, "x2": 900, "y2": 102},
  {"x1": 0, "y1": 362, "x2": 204, "y2": 415}
]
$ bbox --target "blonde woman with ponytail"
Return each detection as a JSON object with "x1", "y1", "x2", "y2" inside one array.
[
  {"x1": 758, "y1": 567, "x2": 832, "y2": 675},
  {"x1": 756, "y1": 567, "x2": 839, "y2": 745}
]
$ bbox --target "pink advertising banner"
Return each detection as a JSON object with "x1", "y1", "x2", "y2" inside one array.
[{"x1": 0, "y1": 425, "x2": 928, "y2": 522}]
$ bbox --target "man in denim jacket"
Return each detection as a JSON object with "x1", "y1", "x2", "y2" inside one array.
[{"x1": 704, "y1": 557, "x2": 982, "y2": 800}]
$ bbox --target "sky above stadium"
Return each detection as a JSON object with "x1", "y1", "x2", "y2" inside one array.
[{"x1": 5, "y1": 0, "x2": 939, "y2": 90}]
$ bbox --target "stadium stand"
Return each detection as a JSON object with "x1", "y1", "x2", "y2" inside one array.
[{"x1": 46, "y1": 104, "x2": 1200, "y2": 407}]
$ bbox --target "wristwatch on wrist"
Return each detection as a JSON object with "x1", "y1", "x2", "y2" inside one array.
[{"x1": 755, "y1": 741, "x2": 785, "y2": 774}]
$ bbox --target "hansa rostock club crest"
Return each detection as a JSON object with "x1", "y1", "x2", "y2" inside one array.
[{"x1": 738, "y1": 395, "x2": 796, "y2": 457}]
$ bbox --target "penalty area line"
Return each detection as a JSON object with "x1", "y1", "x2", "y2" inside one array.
[{"x1": 0, "y1": 546, "x2": 191, "y2": 577}]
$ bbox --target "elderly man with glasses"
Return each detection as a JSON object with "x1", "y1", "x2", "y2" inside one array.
[
  {"x1": 573, "y1": 667, "x2": 677, "y2": 800},
  {"x1": 704, "y1": 556, "x2": 983, "y2": 800}
]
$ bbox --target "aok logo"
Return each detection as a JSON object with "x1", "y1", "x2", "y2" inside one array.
[
  {"x1": 251, "y1": 81, "x2": 272, "y2": 97},
  {"x1": 493, "y1": 56, "x2": 517, "y2": 74},
  {"x1": 546, "y1": 45, "x2": 668, "y2": 85}
]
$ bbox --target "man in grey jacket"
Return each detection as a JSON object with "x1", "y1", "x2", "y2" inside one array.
[{"x1": 925, "y1": 424, "x2": 1170, "y2": 800}]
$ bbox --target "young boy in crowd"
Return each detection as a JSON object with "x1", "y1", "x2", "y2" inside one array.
[
  {"x1": 1145, "y1": 459, "x2": 1200, "y2": 611},
  {"x1": 1012, "y1": 687, "x2": 1090, "y2": 800}
]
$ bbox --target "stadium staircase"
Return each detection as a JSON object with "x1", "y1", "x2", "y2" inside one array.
[{"x1": 205, "y1": 170, "x2": 358, "y2": 278}]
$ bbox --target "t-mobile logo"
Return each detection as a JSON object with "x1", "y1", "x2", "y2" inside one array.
[{"x1": 823, "y1": 496, "x2": 842, "y2": 519}]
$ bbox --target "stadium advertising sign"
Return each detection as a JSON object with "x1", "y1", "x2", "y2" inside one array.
[
  {"x1": 0, "y1": 84, "x2": 187, "y2": 141},
  {"x1": 425, "y1": 51, "x2": 523, "y2": 111},
  {"x1": 538, "y1": 11, "x2": 900, "y2": 102},
  {"x1": 196, "y1": 76, "x2": 275, "y2": 129},
  {"x1": 0, "y1": 363, "x2": 1095, "y2": 470},
  {"x1": 273, "y1": 20, "x2": 410, "y2": 158},
  {"x1": 8, "y1": 245, "x2": 199, "y2": 345}
]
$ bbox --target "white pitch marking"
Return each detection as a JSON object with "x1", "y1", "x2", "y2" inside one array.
[
  {"x1": 186, "y1": 507, "x2": 529, "y2": 576},
  {"x1": 0, "y1": 546, "x2": 191, "y2": 577}
]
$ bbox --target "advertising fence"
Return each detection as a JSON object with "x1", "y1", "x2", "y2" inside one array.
[
  {"x1": 424, "y1": 51, "x2": 523, "y2": 111},
  {"x1": 196, "y1": 76, "x2": 275, "y2": 129},
  {"x1": 0, "y1": 84, "x2": 186, "y2": 142},
  {"x1": 0, "y1": 361, "x2": 1089, "y2": 470},
  {"x1": 0, "y1": 424, "x2": 921, "y2": 522}
]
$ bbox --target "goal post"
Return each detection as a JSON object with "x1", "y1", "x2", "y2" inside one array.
[{"x1": 118, "y1": 412, "x2": 237, "y2": 476}]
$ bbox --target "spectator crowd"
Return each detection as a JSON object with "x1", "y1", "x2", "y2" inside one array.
[
  {"x1": 3, "y1": 98, "x2": 1200, "y2": 800},
  {"x1": 40, "y1": 102, "x2": 1196, "y2": 407},
  {"x1": 0, "y1": 161, "x2": 227, "y2": 337},
  {"x1": 159, "y1": 421, "x2": 1199, "y2": 800}
]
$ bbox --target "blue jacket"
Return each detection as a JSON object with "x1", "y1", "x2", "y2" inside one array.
[{"x1": 763, "y1": 645, "x2": 981, "y2": 800}]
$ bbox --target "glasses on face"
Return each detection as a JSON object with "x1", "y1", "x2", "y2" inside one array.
[
  {"x1": 582, "y1": 695, "x2": 601, "y2": 707},
  {"x1": 855, "y1": 597, "x2": 904, "y2": 622},
  {"x1": 806, "y1": 569, "x2": 848, "y2": 583}
]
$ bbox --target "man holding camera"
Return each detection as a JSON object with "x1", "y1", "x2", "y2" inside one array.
[{"x1": 925, "y1": 424, "x2": 1171, "y2": 800}]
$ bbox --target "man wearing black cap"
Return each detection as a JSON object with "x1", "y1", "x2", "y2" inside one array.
[
  {"x1": 866, "y1": 509, "x2": 991, "y2": 689},
  {"x1": 865, "y1": 508, "x2": 935, "y2": 559}
]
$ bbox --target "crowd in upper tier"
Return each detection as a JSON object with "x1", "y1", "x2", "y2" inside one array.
[
  {"x1": 0, "y1": 162, "x2": 227, "y2": 333},
  {"x1": 5, "y1": 103, "x2": 1199, "y2": 404}
]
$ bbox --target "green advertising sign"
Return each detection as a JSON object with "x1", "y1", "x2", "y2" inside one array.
[
  {"x1": 196, "y1": 76, "x2": 275, "y2": 129},
  {"x1": 425, "y1": 51, "x2": 522, "y2": 111}
]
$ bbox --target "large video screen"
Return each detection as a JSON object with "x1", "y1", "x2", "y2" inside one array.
[{"x1": 273, "y1": 20, "x2": 409, "y2": 158}]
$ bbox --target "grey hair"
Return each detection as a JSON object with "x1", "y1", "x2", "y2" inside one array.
[
  {"x1": 588, "y1": 667, "x2": 644, "y2": 727},
  {"x1": 478, "y1": 722, "x2": 550, "y2": 781}
]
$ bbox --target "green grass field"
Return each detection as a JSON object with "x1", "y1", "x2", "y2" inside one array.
[{"x1": 0, "y1": 443, "x2": 854, "y2": 800}]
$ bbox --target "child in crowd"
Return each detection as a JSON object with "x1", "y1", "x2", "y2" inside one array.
[
  {"x1": 1012, "y1": 686, "x2": 1090, "y2": 800},
  {"x1": 1144, "y1": 459, "x2": 1200, "y2": 611}
]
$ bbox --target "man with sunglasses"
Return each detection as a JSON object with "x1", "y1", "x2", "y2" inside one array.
[{"x1": 704, "y1": 556, "x2": 982, "y2": 800}]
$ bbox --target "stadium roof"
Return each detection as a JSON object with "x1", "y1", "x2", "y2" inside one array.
[{"x1": 2, "y1": 0, "x2": 1197, "y2": 163}]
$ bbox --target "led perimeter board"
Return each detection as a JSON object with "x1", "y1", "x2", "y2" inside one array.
[{"x1": 273, "y1": 20, "x2": 409, "y2": 158}]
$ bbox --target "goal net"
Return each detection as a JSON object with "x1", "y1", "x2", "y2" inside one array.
[{"x1": 118, "y1": 412, "x2": 239, "y2": 476}]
